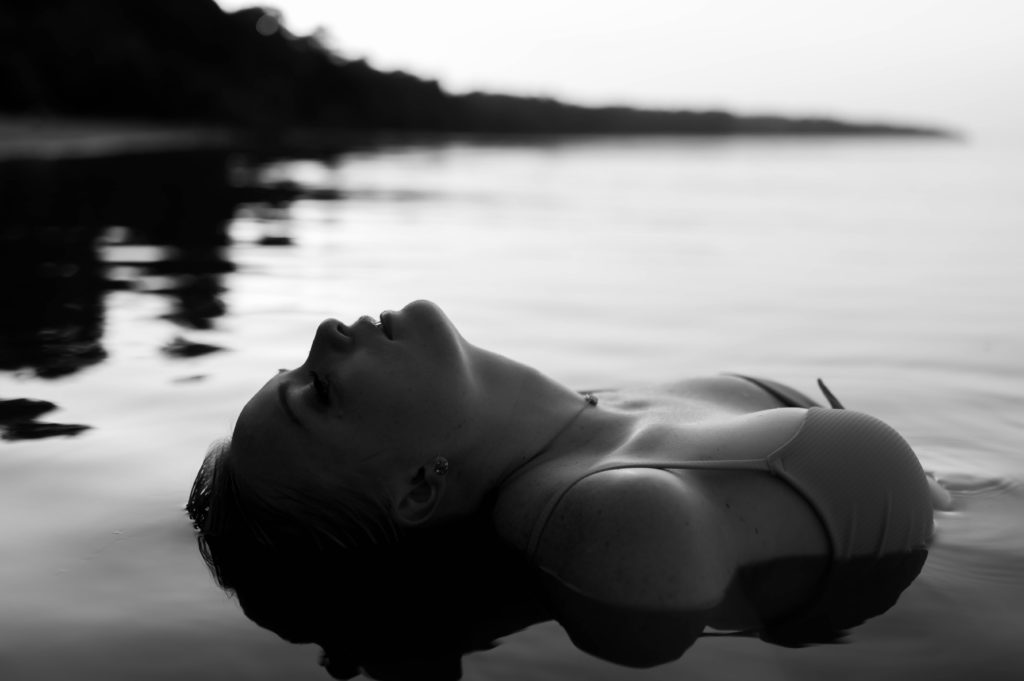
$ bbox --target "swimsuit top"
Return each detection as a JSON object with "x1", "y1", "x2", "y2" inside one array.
[{"x1": 527, "y1": 407, "x2": 934, "y2": 563}]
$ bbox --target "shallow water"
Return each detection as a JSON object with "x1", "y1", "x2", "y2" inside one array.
[{"x1": 1, "y1": 135, "x2": 1022, "y2": 680}]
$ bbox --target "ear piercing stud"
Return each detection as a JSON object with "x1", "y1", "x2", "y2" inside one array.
[{"x1": 433, "y1": 457, "x2": 449, "y2": 476}]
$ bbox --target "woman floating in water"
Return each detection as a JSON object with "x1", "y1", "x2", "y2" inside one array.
[{"x1": 187, "y1": 300, "x2": 940, "y2": 678}]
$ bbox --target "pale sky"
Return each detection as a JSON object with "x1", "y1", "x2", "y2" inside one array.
[{"x1": 217, "y1": 0, "x2": 1023, "y2": 140}]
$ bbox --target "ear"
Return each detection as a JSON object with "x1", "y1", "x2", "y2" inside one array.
[{"x1": 392, "y1": 465, "x2": 446, "y2": 528}]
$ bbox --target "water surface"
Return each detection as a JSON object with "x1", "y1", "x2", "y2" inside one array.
[{"x1": 1, "y1": 135, "x2": 1022, "y2": 680}]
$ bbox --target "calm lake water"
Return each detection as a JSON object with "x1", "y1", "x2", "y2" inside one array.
[{"x1": 1, "y1": 134, "x2": 1022, "y2": 680}]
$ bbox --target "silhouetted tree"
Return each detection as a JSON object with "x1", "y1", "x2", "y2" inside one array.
[{"x1": 0, "y1": 0, "x2": 948, "y2": 138}]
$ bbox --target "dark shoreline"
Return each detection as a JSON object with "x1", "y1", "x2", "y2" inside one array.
[
  {"x1": 0, "y1": 115, "x2": 958, "y2": 163},
  {"x1": 0, "y1": 117, "x2": 238, "y2": 161},
  {"x1": 3, "y1": 0, "x2": 956, "y2": 159}
]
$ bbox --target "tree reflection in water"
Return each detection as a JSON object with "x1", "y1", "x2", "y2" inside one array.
[{"x1": 0, "y1": 148, "x2": 336, "y2": 437}]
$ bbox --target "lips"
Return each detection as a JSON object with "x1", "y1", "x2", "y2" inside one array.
[
  {"x1": 379, "y1": 311, "x2": 395, "y2": 340},
  {"x1": 353, "y1": 313, "x2": 394, "y2": 340}
]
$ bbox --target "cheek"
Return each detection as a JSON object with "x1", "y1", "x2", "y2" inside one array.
[
  {"x1": 380, "y1": 369, "x2": 470, "y2": 441},
  {"x1": 342, "y1": 363, "x2": 419, "y2": 427},
  {"x1": 341, "y1": 345, "x2": 475, "y2": 440}
]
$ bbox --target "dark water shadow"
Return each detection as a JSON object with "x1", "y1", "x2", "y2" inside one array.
[
  {"x1": 0, "y1": 396, "x2": 90, "y2": 441},
  {"x1": 196, "y1": 516, "x2": 552, "y2": 681},
  {"x1": 191, "y1": 505, "x2": 928, "y2": 681},
  {"x1": 0, "y1": 149, "x2": 344, "y2": 378}
]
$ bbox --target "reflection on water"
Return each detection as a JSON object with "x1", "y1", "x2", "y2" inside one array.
[
  {"x1": 0, "y1": 216, "x2": 107, "y2": 378},
  {"x1": 190, "y1": 495, "x2": 928, "y2": 681},
  {"x1": 190, "y1": 512, "x2": 551, "y2": 681},
  {"x1": 191, "y1": 464, "x2": 929, "y2": 681},
  {"x1": 0, "y1": 150, "x2": 343, "y2": 440},
  {"x1": 1, "y1": 151, "x2": 226, "y2": 377},
  {"x1": 0, "y1": 396, "x2": 90, "y2": 441},
  {"x1": 0, "y1": 150, "x2": 345, "y2": 378}
]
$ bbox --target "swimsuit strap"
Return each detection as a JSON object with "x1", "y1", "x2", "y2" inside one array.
[{"x1": 728, "y1": 374, "x2": 845, "y2": 409}]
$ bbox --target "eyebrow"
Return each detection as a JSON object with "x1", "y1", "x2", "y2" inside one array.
[{"x1": 277, "y1": 382, "x2": 305, "y2": 428}]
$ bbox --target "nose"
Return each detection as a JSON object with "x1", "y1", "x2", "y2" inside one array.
[{"x1": 304, "y1": 318, "x2": 349, "y2": 366}]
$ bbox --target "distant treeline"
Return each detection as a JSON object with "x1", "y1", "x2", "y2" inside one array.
[{"x1": 1, "y1": 0, "x2": 947, "y2": 138}]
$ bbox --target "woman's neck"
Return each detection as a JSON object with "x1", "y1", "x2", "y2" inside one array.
[
  {"x1": 445, "y1": 346, "x2": 626, "y2": 513},
  {"x1": 486, "y1": 397, "x2": 637, "y2": 552},
  {"x1": 490, "y1": 389, "x2": 598, "y2": 490}
]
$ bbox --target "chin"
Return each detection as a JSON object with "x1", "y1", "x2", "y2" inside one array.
[
  {"x1": 392, "y1": 299, "x2": 463, "y2": 347},
  {"x1": 402, "y1": 299, "x2": 446, "y2": 316}
]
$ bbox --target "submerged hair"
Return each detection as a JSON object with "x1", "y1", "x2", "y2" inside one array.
[{"x1": 186, "y1": 437, "x2": 399, "y2": 593}]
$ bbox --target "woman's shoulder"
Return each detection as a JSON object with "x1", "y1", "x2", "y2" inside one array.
[
  {"x1": 534, "y1": 466, "x2": 734, "y2": 612},
  {"x1": 530, "y1": 466, "x2": 732, "y2": 666}
]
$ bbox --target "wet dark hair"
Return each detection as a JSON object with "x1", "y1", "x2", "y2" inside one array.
[
  {"x1": 187, "y1": 438, "x2": 399, "y2": 561},
  {"x1": 187, "y1": 439, "x2": 551, "y2": 680}
]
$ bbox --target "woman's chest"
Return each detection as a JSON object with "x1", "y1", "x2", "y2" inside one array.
[{"x1": 494, "y1": 408, "x2": 825, "y2": 562}]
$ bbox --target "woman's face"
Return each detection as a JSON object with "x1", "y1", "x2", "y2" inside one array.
[{"x1": 232, "y1": 300, "x2": 483, "y2": 485}]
